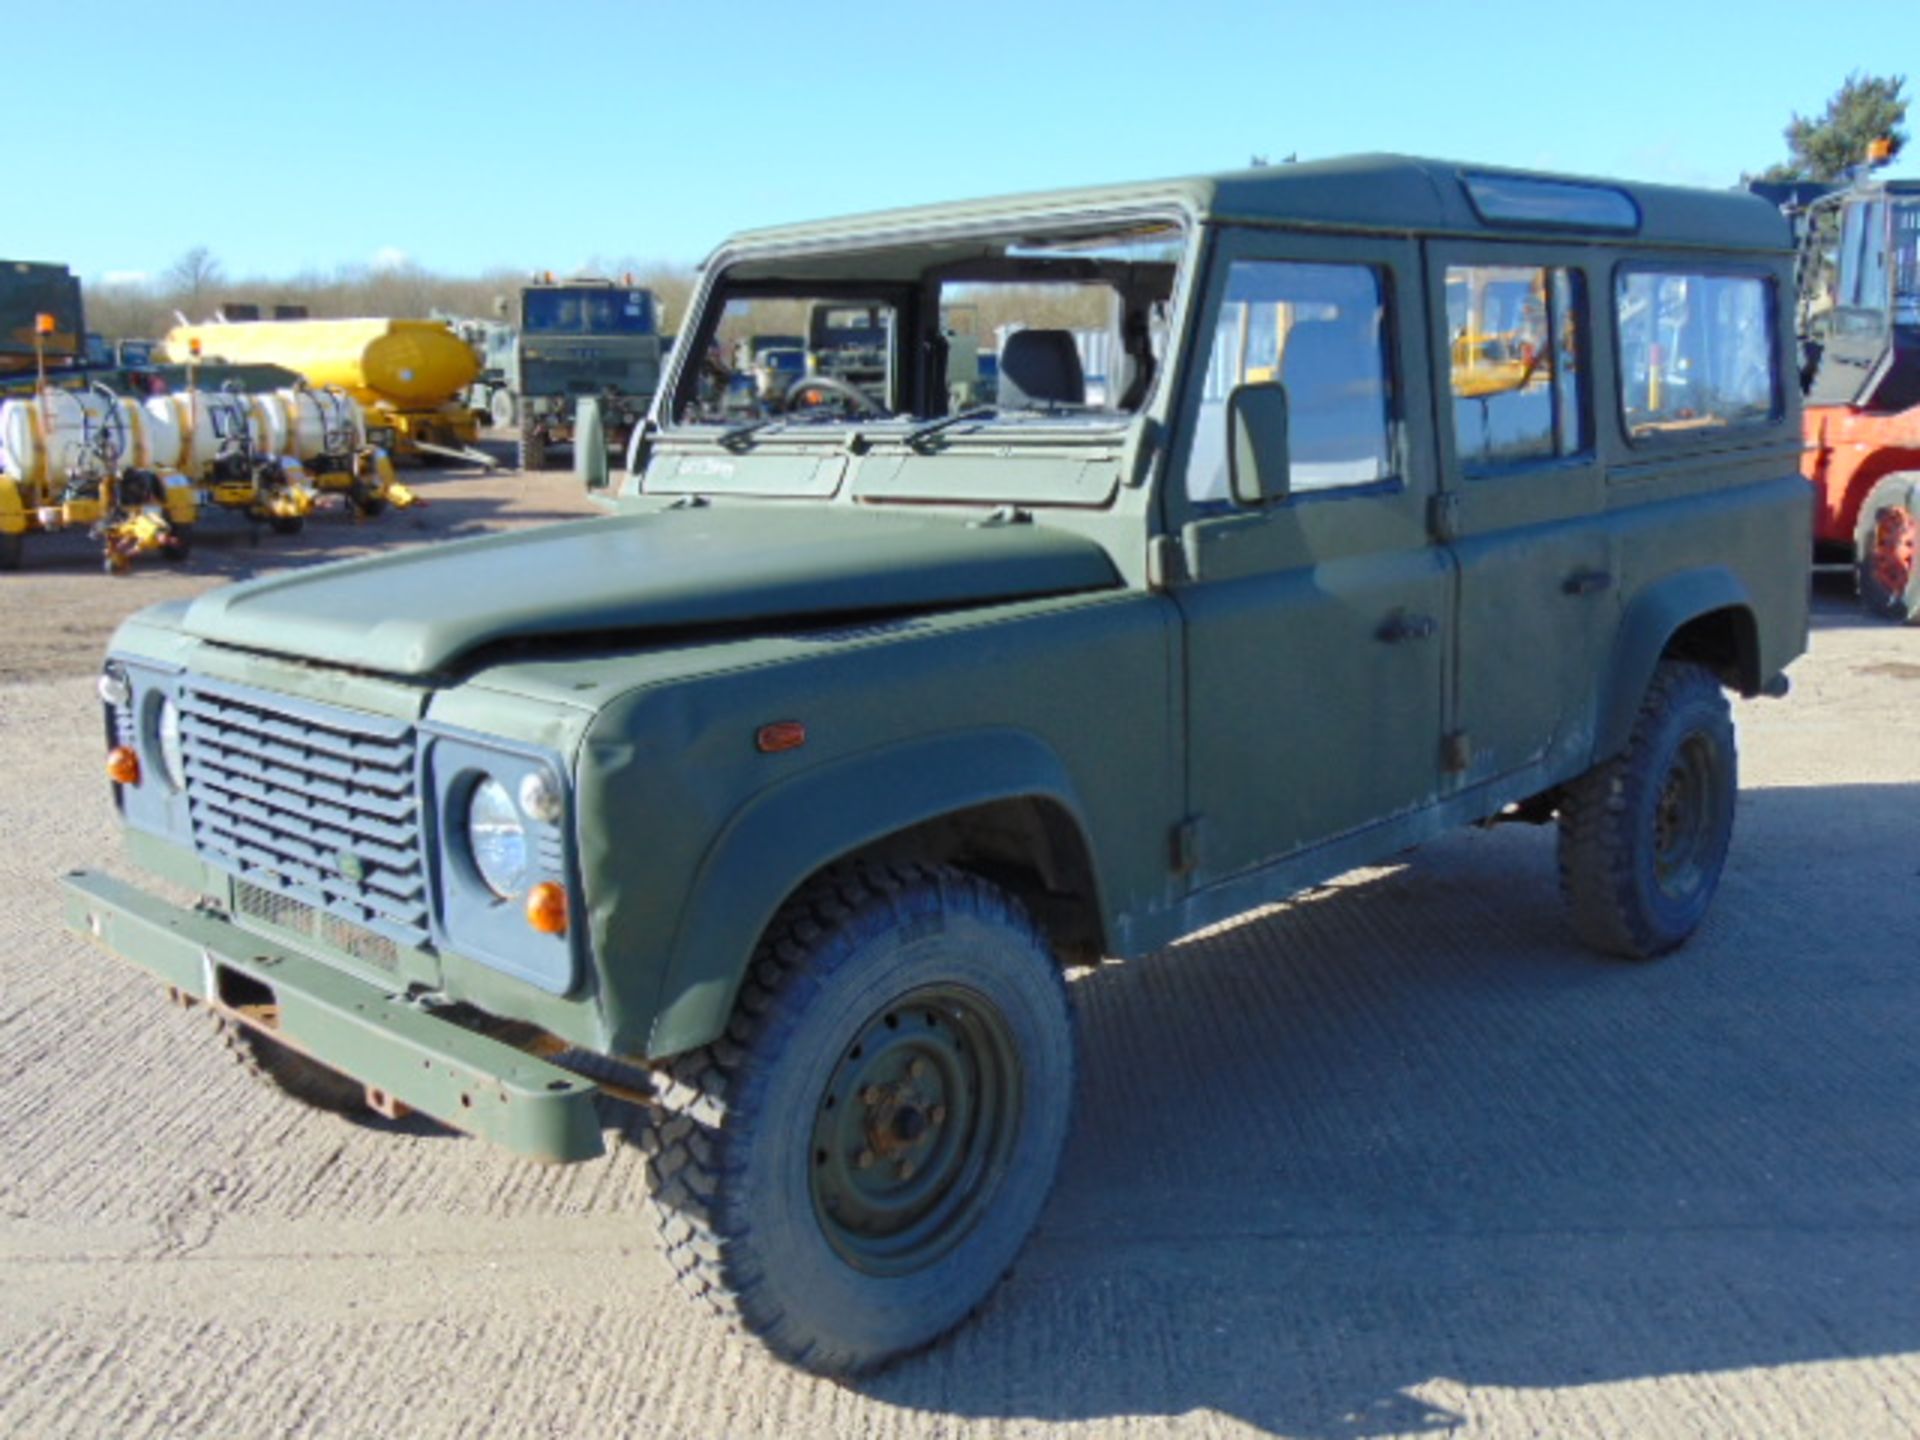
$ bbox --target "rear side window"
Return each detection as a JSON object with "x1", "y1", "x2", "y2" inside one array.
[
  {"x1": 1189, "y1": 260, "x2": 1393, "y2": 502},
  {"x1": 1445, "y1": 264, "x2": 1587, "y2": 471},
  {"x1": 1615, "y1": 271, "x2": 1777, "y2": 439}
]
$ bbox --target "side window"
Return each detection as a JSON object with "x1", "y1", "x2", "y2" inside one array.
[
  {"x1": 1616, "y1": 271, "x2": 1777, "y2": 438},
  {"x1": 1446, "y1": 265, "x2": 1587, "y2": 471},
  {"x1": 1188, "y1": 260, "x2": 1392, "y2": 503}
]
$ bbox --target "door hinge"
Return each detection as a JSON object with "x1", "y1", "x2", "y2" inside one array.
[
  {"x1": 1428, "y1": 492, "x2": 1460, "y2": 544},
  {"x1": 1441, "y1": 730, "x2": 1472, "y2": 773},
  {"x1": 1170, "y1": 816, "x2": 1202, "y2": 875},
  {"x1": 1147, "y1": 534, "x2": 1187, "y2": 589}
]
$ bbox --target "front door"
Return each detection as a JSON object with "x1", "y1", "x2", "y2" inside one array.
[{"x1": 1173, "y1": 229, "x2": 1451, "y2": 888}]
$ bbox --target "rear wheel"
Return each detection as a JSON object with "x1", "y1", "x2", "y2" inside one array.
[
  {"x1": 0, "y1": 531, "x2": 21, "y2": 572},
  {"x1": 162, "y1": 523, "x2": 192, "y2": 562},
  {"x1": 640, "y1": 862, "x2": 1075, "y2": 1375},
  {"x1": 1558, "y1": 660, "x2": 1736, "y2": 959},
  {"x1": 1855, "y1": 472, "x2": 1920, "y2": 622},
  {"x1": 214, "y1": 1012, "x2": 369, "y2": 1115},
  {"x1": 267, "y1": 514, "x2": 305, "y2": 536}
]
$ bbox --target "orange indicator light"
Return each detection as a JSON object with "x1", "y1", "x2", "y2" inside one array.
[
  {"x1": 106, "y1": 746, "x2": 141, "y2": 786},
  {"x1": 525, "y1": 881, "x2": 568, "y2": 936},
  {"x1": 756, "y1": 721, "x2": 807, "y2": 754},
  {"x1": 34, "y1": 312, "x2": 56, "y2": 335}
]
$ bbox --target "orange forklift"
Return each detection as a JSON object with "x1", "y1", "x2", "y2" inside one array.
[{"x1": 1755, "y1": 140, "x2": 1920, "y2": 620}]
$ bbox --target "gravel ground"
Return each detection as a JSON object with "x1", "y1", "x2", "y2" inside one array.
[{"x1": 2, "y1": 469, "x2": 1917, "y2": 1439}]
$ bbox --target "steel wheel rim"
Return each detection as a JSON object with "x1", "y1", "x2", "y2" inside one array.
[
  {"x1": 809, "y1": 984, "x2": 1022, "y2": 1277},
  {"x1": 1652, "y1": 733, "x2": 1718, "y2": 899}
]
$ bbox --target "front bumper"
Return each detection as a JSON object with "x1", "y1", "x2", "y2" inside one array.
[{"x1": 62, "y1": 870, "x2": 605, "y2": 1164}]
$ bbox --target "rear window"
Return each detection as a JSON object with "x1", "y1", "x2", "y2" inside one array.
[{"x1": 1615, "y1": 270, "x2": 1778, "y2": 439}]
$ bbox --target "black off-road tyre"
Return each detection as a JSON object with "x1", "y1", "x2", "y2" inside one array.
[
  {"x1": 639, "y1": 861, "x2": 1075, "y2": 1376},
  {"x1": 162, "y1": 523, "x2": 192, "y2": 562},
  {"x1": 214, "y1": 1012, "x2": 370, "y2": 1116},
  {"x1": 0, "y1": 531, "x2": 22, "y2": 572},
  {"x1": 518, "y1": 426, "x2": 547, "y2": 472},
  {"x1": 1558, "y1": 660, "x2": 1736, "y2": 959},
  {"x1": 267, "y1": 514, "x2": 305, "y2": 537},
  {"x1": 1853, "y1": 472, "x2": 1920, "y2": 622}
]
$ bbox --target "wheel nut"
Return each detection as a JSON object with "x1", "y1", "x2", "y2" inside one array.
[
  {"x1": 855, "y1": 1148, "x2": 875, "y2": 1169},
  {"x1": 896, "y1": 1160, "x2": 915, "y2": 1180},
  {"x1": 908, "y1": 1059, "x2": 928, "y2": 1080},
  {"x1": 930, "y1": 1105, "x2": 947, "y2": 1124},
  {"x1": 859, "y1": 1086, "x2": 880, "y2": 1105}
]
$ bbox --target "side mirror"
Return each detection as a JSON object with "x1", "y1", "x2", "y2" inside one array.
[
  {"x1": 574, "y1": 396, "x2": 610, "y2": 493},
  {"x1": 1227, "y1": 381, "x2": 1291, "y2": 506},
  {"x1": 492, "y1": 294, "x2": 510, "y2": 319}
]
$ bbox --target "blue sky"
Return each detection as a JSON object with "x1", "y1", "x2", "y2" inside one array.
[{"x1": 18, "y1": 0, "x2": 1914, "y2": 284}]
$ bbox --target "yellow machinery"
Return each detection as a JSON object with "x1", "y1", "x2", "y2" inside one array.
[
  {"x1": 148, "y1": 371, "x2": 416, "y2": 532},
  {"x1": 0, "y1": 382, "x2": 198, "y2": 573},
  {"x1": 163, "y1": 318, "x2": 491, "y2": 466}
]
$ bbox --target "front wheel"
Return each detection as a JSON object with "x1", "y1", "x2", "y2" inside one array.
[
  {"x1": 0, "y1": 530, "x2": 22, "y2": 572},
  {"x1": 1558, "y1": 660, "x2": 1736, "y2": 959},
  {"x1": 641, "y1": 862, "x2": 1075, "y2": 1375}
]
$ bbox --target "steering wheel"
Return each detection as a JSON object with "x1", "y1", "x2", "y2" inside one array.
[{"x1": 783, "y1": 373, "x2": 882, "y2": 416}]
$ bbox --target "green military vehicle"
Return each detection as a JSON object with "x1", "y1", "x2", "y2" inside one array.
[
  {"x1": 468, "y1": 276, "x2": 663, "y2": 471},
  {"x1": 66, "y1": 156, "x2": 1808, "y2": 1375}
]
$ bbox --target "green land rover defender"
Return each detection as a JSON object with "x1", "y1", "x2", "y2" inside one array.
[{"x1": 67, "y1": 156, "x2": 1809, "y2": 1374}]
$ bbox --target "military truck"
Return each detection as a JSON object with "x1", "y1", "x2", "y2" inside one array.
[
  {"x1": 65, "y1": 156, "x2": 1808, "y2": 1374},
  {"x1": 470, "y1": 276, "x2": 663, "y2": 470}
]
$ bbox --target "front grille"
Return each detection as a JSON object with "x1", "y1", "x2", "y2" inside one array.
[
  {"x1": 179, "y1": 682, "x2": 429, "y2": 950},
  {"x1": 233, "y1": 880, "x2": 400, "y2": 972}
]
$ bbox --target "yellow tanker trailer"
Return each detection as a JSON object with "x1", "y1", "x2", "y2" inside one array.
[{"x1": 163, "y1": 318, "x2": 489, "y2": 465}]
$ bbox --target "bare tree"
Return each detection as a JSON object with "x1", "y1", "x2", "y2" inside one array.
[{"x1": 163, "y1": 246, "x2": 224, "y2": 314}]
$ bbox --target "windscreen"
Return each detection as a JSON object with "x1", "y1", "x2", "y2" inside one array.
[
  {"x1": 523, "y1": 288, "x2": 655, "y2": 335},
  {"x1": 674, "y1": 219, "x2": 1187, "y2": 430}
]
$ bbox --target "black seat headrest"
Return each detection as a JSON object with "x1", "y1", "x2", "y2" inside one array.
[{"x1": 998, "y1": 329, "x2": 1086, "y2": 408}]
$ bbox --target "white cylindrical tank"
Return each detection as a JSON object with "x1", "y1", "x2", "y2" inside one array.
[
  {"x1": 275, "y1": 386, "x2": 365, "y2": 460},
  {"x1": 148, "y1": 391, "x2": 284, "y2": 478},
  {"x1": 133, "y1": 395, "x2": 183, "y2": 470},
  {"x1": 1, "y1": 390, "x2": 138, "y2": 486}
]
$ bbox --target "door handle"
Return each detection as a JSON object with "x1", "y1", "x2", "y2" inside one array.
[
  {"x1": 1563, "y1": 569, "x2": 1613, "y2": 597},
  {"x1": 1377, "y1": 612, "x2": 1439, "y2": 644}
]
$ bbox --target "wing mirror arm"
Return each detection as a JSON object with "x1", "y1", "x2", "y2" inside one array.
[{"x1": 1227, "y1": 381, "x2": 1291, "y2": 507}]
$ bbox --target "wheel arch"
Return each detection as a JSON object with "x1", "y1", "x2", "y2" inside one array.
[
  {"x1": 642, "y1": 728, "x2": 1107, "y2": 1059},
  {"x1": 1595, "y1": 568, "x2": 1760, "y2": 762}
]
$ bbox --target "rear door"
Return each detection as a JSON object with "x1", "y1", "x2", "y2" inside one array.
[{"x1": 1424, "y1": 240, "x2": 1618, "y2": 790}]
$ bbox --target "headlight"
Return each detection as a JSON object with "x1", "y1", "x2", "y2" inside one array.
[
  {"x1": 156, "y1": 698, "x2": 186, "y2": 791},
  {"x1": 466, "y1": 776, "x2": 529, "y2": 899}
]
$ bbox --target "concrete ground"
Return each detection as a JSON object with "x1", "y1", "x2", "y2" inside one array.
[{"x1": 1, "y1": 467, "x2": 1916, "y2": 1438}]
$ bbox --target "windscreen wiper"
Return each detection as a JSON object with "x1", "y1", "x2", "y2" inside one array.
[
  {"x1": 906, "y1": 406, "x2": 996, "y2": 452},
  {"x1": 718, "y1": 417, "x2": 785, "y2": 450}
]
